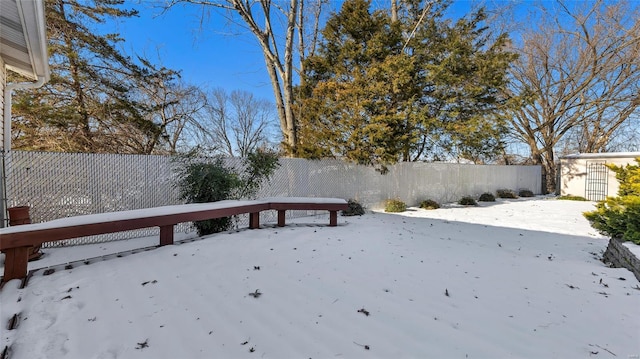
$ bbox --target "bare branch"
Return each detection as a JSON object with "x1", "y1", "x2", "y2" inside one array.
[{"x1": 506, "y1": 0, "x2": 640, "y2": 192}]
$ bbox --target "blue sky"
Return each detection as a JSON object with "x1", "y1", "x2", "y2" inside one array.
[
  {"x1": 106, "y1": 2, "x2": 275, "y2": 99},
  {"x1": 102, "y1": 1, "x2": 480, "y2": 103}
]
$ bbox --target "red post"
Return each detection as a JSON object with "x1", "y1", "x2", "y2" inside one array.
[
  {"x1": 277, "y1": 210, "x2": 286, "y2": 227},
  {"x1": 7, "y1": 206, "x2": 42, "y2": 261},
  {"x1": 159, "y1": 225, "x2": 174, "y2": 246},
  {"x1": 329, "y1": 211, "x2": 338, "y2": 226},
  {"x1": 249, "y1": 212, "x2": 260, "y2": 229},
  {"x1": 2, "y1": 247, "x2": 30, "y2": 283}
]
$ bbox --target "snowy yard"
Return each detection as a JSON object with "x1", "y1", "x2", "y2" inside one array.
[{"x1": 1, "y1": 197, "x2": 639, "y2": 358}]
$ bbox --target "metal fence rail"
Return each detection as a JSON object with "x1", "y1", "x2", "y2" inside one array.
[{"x1": 4, "y1": 151, "x2": 541, "y2": 246}]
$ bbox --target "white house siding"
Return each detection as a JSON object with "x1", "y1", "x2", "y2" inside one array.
[{"x1": 559, "y1": 153, "x2": 640, "y2": 200}]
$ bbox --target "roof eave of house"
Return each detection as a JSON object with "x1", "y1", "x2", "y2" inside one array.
[
  {"x1": 4, "y1": 0, "x2": 50, "y2": 81},
  {"x1": 560, "y1": 152, "x2": 640, "y2": 160}
]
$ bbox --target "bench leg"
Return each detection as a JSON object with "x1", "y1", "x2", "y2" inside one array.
[
  {"x1": 277, "y1": 210, "x2": 286, "y2": 227},
  {"x1": 2, "y1": 246, "x2": 30, "y2": 283},
  {"x1": 329, "y1": 211, "x2": 338, "y2": 226},
  {"x1": 249, "y1": 212, "x2": 260, "y2": 229},
  {"x1": 159, "y1": 225, "x2": 174, "y2": 246}
]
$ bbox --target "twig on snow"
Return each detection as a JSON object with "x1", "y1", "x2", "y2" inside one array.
[
  {"x1": 589, "y1": 344, "x2": 616, "y2": 356},
  {"x1": 135, "y1": 339, "x2": 149, "y2": 350}
]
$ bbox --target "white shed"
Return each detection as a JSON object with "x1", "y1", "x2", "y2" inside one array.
[{"x1": 559, "y1": 152, "x2": 640, "y2": 201}]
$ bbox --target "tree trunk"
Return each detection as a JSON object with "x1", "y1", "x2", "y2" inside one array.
[
  {"x1": 228, "y1": 0, "x2": 299, "y2": 154},
  {"x1": 391, "y1": 0, "x2": 398, "y2": 22},
  {"x1": 541, "y1": 147, "x2": 557, "y2": 195},
  {"x1": 282, "y1": 0, "x2": 299, "y2": 153},
  {"x1": 58, "y1": 0, "x2": 92, "y2": 151}
]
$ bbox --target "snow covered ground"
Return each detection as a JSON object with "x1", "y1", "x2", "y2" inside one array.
[{"x1": 1, "y1": 197, "x2": 639, "y2": 358}]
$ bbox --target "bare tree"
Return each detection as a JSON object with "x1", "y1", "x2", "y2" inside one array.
[
  {"x1": 197, "y1": 88, "x2": 276, "y2": 157},
  {"x1": 164, "y1": 0, "x2": 315, "y2": 154},
  {"x1": 143, "y1": 76, "x2": 208, "y2": 154},
  {"x1": 506, "y1": 0, "x2": 640, "y2": 193},
  {"x1": 162, "y1": 84, "x2": 209, "y2": 154},
  {"x1": 229, "y1": 90, "x2": 273, "y2": 156},
  {"x1": 120, "y1": 67, "x2": 209, "y2": 155},
  {"x1": 298, "y1": 0, "x2": 327, "y2": 75},
  {"x1": 199, "y1": 88, "x2": 233, "y2": 156}
]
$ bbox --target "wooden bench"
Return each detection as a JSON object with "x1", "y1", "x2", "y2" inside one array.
[{"x1": 0, "y1": 198, "x2": 348, "y2": 283}]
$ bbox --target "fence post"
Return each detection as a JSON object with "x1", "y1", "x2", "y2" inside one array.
[
  {"x1": 0, "y1": 151, "x2": 7, "y2": 228},
  {"x1": 555, "y1": 163, "x2": 561, "y2": 195}
]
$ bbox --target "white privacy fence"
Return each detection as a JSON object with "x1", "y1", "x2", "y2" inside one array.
[{"x1": 3, "y1": 151, "x2": 541, "y2": 246}]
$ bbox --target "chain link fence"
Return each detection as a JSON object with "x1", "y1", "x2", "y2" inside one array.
[{"x1": 3, "y1": 151, "x2": 541, "y2": 246}]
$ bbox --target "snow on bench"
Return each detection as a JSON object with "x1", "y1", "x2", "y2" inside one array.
[{"x1": 0, "y1": 197, "x2": 348, "y2": 283}]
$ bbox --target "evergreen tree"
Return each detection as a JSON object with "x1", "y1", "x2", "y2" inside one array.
[
  {"x1": 296, "y1": 0, "x2": 516, "y2": 168},
  {"x1": 297, "y1": 0, "x2": 415, "y2": 170},
  {"x1": 410, "y1": 4, "x2": 516, "y2": 163},
  {"x1": 11, "y1": 0, "x2": 164, "y2": 153}
]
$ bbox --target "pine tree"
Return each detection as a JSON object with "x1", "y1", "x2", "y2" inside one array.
[
  {"x1": 11, "y1": 0, "x2": 163, "y2": 153},
  {"x1": 296, "y1": 0, "x2": 516, "y2": 168},
  {"x1": 297, "y1": 0, "x2": 416, "y2": 170},
  {"x1": 410, "y1": 6, "x2": 516, "y2": 163}
]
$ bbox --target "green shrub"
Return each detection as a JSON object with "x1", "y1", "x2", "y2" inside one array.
[
  {"x1": 419, "y1": 199, "x2": 440, "y2": 210},
  {"x1": 385, "y1": 199, "x2": 407, "y2": 212},
  {"x1": 518, "y1": 189, "x2": 534, "y2": 197},
  {"x1": 342, "y1": 199, "x2": 365, "y2": 216},
  {"x1": 235, "y1": 150, "x2": 281, "y2": 199},
  {"x1": 584, "y1": 158, "x2": 640, "y2": 244},
  {"x1": 175, "y1": 149, "x2": 279, "y2": 236},
  {"x1": 557, "y1": 195, "x2": 588, "y2": 201},
  {"x1": 496, "y1": 189, "x2": 518, "y2": 199},
  {"x1": 175, "y1": 157, "x2": 238, "y2": 235},
  {"x1": 478, "y1": 192, "x2": 496, "y2": 202},
  {"x1": 459, "y1": 196, "x2": 477, "y2": 206}
]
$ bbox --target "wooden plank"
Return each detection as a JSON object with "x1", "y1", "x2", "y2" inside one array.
[
  {"x1": 249, "y1": 212, "x2": 260, "y2": 229},
  {"x1": 329, "y1": 211, "x2": 338, "y2": 226},
  {"x1": 159, "y1": 225, "x2": 174, "y2": 246},
  {"x1": 268, "y1": 202, "x2": 348, "y2": 211},
  {"x1": 277, "y1": 210, "x2": 286, "y2": 227},
  {"x1": 2, "y1": 246, "x2": 30, "y2": 283}
]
